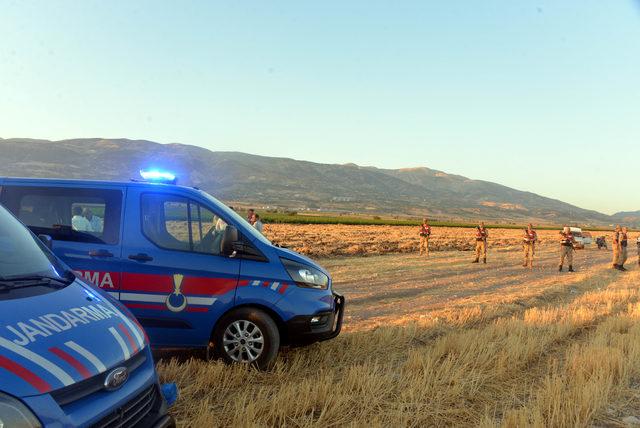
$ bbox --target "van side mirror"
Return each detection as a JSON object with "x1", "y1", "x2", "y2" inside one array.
[
  {"x1": 220, "y1": 226, "x2": 238, "y2": 256},
  {"x1": 38, "y1": 234, "x2": 53, "y2": 250}
]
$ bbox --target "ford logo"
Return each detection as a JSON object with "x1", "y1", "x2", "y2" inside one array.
[{"x1": 104, "y1": 367, "x2": 129, "y2": 391}]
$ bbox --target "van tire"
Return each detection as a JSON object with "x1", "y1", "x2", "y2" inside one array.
[{"x1": 212, "y1": 308, "x2": 280, "y2": 370}]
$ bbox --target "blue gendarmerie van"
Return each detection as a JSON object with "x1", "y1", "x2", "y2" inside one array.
[
  {"x1": 0, "y1": 200, "x2": 175, "y2": 427},
  {"x1": 0, "y1": 173, "x2": 345, "y2": 369}
]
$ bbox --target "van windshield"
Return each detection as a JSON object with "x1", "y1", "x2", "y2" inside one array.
[
  {"x1": 0, "y1": 204, "x2": 68, "y2": 280},
  {"x1": 197, "y1": 191, "x2": 272, "y2": 246}
]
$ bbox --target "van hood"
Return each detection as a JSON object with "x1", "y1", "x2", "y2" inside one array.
[
  {"x1": 0, "y1": 279, "x2": 146, "y2": 398},
  {"x1": 274, "y1": 246, "x2": 330, "y2": 277}
]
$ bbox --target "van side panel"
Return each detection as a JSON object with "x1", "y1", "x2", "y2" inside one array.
[
  {"x1": 120, "y1": 186, "x2": 240, "y2": 348},
  {"x1": 235, "y1": 256, "x2": 294, "y2": 321}
]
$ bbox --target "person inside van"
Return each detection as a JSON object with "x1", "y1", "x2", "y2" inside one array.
[
  {"x1": 215, "y1": 215, "x2": 228, "y2": 232},
  {"x1": 83, "y1": 208, "x2": 103, "y2": 233},
  {"x1": 71, "y1": 206, "x2": 92, "y2": 231}
]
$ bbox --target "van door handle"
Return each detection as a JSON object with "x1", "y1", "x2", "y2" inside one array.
[
  {"x1": 128, "y1": 253, "x2": 154, "y2": 262},
  {"x1": 89, "y1": 250, "x2": 114, "y2": 258}
]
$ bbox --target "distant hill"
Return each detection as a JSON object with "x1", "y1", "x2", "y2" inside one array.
[
  {"x1": 0, "y1": 137, "x2": 629, "y2": 226},
  {"x1": 612, "y1": 210, "x2": 640, "y2": 226}
]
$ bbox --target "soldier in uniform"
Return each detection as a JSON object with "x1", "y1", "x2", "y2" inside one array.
[
  {"x1": 418, "y1": 218, "x2": 431, "y2": 257},
  {"x1": 523, "y1": 223, "x2": 538, "y2": 268},
  {"x1": 559, "y1": 226, "x2": 576, "y2": 272},
  {"x1": 637, "y1": 236, "x2": 640, "y2": 266},
  {"x1": 618, "y1": 226, "x2": 629, "y2": 271},
  {"x1": 472, "y1": 222, "x2": 488, "y2": 264},
  {"x1": 612, "y1": 225, "x2": 622, "y2": 270}
]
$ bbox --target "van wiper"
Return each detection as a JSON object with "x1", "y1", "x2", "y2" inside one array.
[{"x1": 0, "y1": 274, "x2": 73, "y2": 290}]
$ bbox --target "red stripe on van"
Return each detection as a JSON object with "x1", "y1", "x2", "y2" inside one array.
[
  {"x1": 49, "y1": 347, "x2": 92, "y2": 379},
  {"x1": 121, "y1": 273, "x2": 173, "y2": 293},
  {"x1": 278, "y1": 283, "x2": 289, "y2": 294},
  {"x1": 186, "y1": 307, "x2": 209, "y2": 313},
  {"x1": 124, "y1": 303, "x2": 167, "y2": 311},
  {"x1": 0, "y1": 355, "x2": 52, "y2": 393},
  {"x1": 121, "y1": 273, "x2": 237, "y2": 295},
  {"x1": 183, "y1": 277, "x2": 237, "y2": 295},
  {"x1": 118, "y1": 323, "x2": 139, "y2": 354},
  {"x1": 130, "y1": 315, "x2": 150, "y2": 343}
]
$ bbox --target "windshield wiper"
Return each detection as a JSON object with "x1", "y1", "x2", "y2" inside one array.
[{"x1": 0, "y1": 274, "x2": 74, "y2": 290}]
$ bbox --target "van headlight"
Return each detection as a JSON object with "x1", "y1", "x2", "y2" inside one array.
[
  {"x1": 281, "y1": 258, "x2": 329, "y2": 290},
  {"x1": 0, "y1": 393, "x2": 42, "y2": 428}
]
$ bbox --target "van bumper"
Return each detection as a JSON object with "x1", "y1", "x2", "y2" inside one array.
[{"x1": 285, "y1": 292, "x2": 345, "y2": 345}]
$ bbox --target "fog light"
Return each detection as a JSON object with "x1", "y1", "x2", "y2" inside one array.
[{"x1": 310, "y1": 316, "x2": 321, "y2": 324}]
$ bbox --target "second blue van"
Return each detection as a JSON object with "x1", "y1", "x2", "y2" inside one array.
[
  {"x1": 0, "y1": 196, "x2": 174, "y2": 427},
  {"x1": 0, "y1": 175, "x2": 344, "y2": 368}
]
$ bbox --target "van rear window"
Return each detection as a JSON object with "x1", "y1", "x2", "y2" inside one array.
[{"x1": 0, "y1": 186, "x2": 122, "y2": 245}]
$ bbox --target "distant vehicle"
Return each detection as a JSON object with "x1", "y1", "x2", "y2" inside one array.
[
  {"x1": 581, "y1": 231, "x2": 593, "y2": 246},
  {"x1": 570, "y1": 227, "x2": 586, "y2": 249},
  {"x1": 0, "y1": 201, "x2": 174, "y2": 427},
  {"x1": 0, "y1": 173, "x2": 345, "y2": 369}
]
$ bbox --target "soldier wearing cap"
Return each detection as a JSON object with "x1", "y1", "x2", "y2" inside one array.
[
  {"x1": 617, "y1": 226, "x2": 629, "y2": 271},
  {"x1": 559, "y1": 226, "x2": 576, "y2": 272},
  {"x1": 472, "y1": 222, "x2": 488, "y2": 264},
  {"x1": 612, "y1": 225, "x2": 622, "y2": 270},
  {"x1": 418, "y1": 218, "x2": 431, "y2": 257},
  {"x1": 523, "y1": 223, "x2": 538, "y2": 268}
]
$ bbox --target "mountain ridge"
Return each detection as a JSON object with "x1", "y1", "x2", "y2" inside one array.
[{"x1": 0, "y1": 137, "x2": 633, "y2": 226}]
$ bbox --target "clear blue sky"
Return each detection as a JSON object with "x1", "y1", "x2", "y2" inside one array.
[{"x1": 1, "y1": 1, "x2": 639, "y2": 214}]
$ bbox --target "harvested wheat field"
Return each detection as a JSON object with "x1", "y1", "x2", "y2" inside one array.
[
  {"x1": 157, "y1": 237, "x2": 640, "y2": 427},
  {"x1": 263, "y1": 223, "x2": 607, "y2": 257}
]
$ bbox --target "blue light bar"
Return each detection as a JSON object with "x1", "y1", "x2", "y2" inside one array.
[{"x1": 139, "y1": 169, "x2": 177, "y2": 183}]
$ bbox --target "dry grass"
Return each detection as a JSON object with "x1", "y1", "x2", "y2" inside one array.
[
  {"x1": 156, "y1": 244, "x2": 640, "y2": 427},
  {"x1": 264, "y1": 224, "x2": 624, "y2": 257}
]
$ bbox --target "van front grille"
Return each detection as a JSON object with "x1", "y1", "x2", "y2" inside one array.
[
  {"x1": 52, "y1": 351, "x2": 146, "y2": 406},
  {"x1": 92, "y1": 385, "x2": 159, "y2": 428}
]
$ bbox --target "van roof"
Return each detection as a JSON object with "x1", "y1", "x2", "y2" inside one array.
[{"x1": 0, "y1": 176, "x2": 199, "y2": 191}]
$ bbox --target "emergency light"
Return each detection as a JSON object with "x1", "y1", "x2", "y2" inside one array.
[{"x1": 139, "y1": 169, "x2": 177, "y2": 184}]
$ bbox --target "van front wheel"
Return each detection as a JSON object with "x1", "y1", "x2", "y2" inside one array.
[{"x1": 212, "y1": 308, "x2": 280, "y2": 369}]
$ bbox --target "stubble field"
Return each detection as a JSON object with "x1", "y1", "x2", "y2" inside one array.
[
  {"x1": 157, "y1": 225, "x2": 640, "y2": 427},
  {"x1": 263, "y1": 223, "x2": 600, "y2": 257}
]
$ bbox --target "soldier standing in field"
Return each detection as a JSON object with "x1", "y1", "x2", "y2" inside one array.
[
  {"x1": 637, "y1": 236, "x2": 640, "y2": 266},
  {"x1": 472, "y1": 222, "x2": 488, "y2": 264},
  {"x1": 559, "y1": 226, "x2": 576, "y2": 272},
  {"x1": 617, "y1": 226, "x2": 629, "y2": 271},
  {"x1": 612, "y1": 225, "x2": 622, "y2": 270},
  {"x1": 418, "y1": 218, "x2": 431, "y2": 257},
  {"x1": 523, "y1": 223, "x2": 538, "y2": 268}
]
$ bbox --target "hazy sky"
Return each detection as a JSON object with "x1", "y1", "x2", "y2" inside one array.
[{"x1": 1, "y1": 1, "x2": 639, "y2": 214}]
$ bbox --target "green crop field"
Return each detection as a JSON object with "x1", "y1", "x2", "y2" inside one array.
[{"x1": 254, "y1": 211, "x2": 617, "y2": 231}]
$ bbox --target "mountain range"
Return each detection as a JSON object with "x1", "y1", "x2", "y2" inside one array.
[{"x1": 0, "y1": 137, "x2": 635, "y2": 226}]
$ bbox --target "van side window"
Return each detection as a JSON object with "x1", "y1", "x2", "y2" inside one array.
[
  {"x1": 0, "y1": 186, "x2": 122, "y2": 245},
  {"x1": 162, "y1": 200, "x2": 191, "y2": 251},
  {"x1": 141, "y1": 194, "x2": 227, "y2": 255}
]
